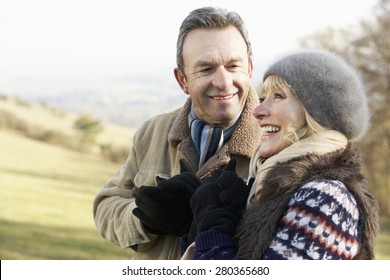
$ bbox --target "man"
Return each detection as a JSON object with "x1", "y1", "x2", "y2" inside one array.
[{"x1": 93, "y1": 6, "x2": 260, "y2": 260}]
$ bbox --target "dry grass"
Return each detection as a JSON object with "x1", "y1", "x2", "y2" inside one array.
[{"x1": 0, "y1": 130, "x2": 132, "y2": 259}]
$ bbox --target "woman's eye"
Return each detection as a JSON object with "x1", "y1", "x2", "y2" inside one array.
[
  {"x1": 274, "y1": 93, "x2": 284, "y2": 99},
  {"x1": 259, "y1": 97, "x2": 265, "y2": 103}
]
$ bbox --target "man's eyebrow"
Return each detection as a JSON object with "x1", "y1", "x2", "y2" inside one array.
[
  {"x1": 194, "y1": 57, "x2": 243, "y2": 68},
  {"x1": 194, "y1": 60, "x2": 214, "y2": 68}
]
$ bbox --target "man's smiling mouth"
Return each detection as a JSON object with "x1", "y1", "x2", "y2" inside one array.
[{"x1": 211, "y1": 94, "x2": 236, "y2": 100}]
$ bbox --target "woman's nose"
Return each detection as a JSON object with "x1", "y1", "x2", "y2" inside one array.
[{"x1": 252, "y1": 101, "x2": 270, "y2": 119}]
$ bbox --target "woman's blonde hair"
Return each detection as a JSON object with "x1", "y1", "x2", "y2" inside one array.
[{"x1": 260, "y1": 75, "x2": 327, "y2": 144}]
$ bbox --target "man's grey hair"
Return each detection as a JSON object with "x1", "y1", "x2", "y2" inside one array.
[{"x1": 176, "y1": 6, "x2": 253, "y2": 72}]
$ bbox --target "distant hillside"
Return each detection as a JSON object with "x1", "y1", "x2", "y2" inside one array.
[
  {"x1": 7, "y1": 76, "x2": 189, "y2": 128},
  {"x1": 0, "y1": 95, "x2": 135, "y2": 149}
]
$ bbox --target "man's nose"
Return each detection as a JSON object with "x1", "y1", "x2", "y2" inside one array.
[{"x1": 211, "y1": 66, "x2": 233, "y2": 90}]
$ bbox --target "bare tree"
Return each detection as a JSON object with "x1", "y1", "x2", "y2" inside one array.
[
  {"x1": 301, "y1": 0, "x2": 390, "y2": 215},
  {"x1": 73, "y1": 114, "x2": 103, "y2": 145}
]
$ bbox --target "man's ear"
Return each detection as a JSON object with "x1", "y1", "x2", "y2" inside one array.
[
  {"x1": 248, "y1": 60, "x2": 254, "y2": 79},
  {"x1": 174, "y1": 67, "x2": 189, "y2": 95}
]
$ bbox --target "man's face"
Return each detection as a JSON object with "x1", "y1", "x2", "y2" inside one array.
[{"x1": 175, "y1": 26, "x2": 253, "y2": 127}]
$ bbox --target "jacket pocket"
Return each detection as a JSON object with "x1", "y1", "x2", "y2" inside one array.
[{"x1": 134, "y1": 169, "x2": 170, "y2": 186}]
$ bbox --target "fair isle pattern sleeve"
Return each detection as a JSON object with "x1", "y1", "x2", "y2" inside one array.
[{"x1": 263, "y1": 179, "x2": 360, "y2": 260}]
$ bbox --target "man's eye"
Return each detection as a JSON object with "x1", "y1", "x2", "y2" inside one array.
[
  {"x1": 227, "y1": 64, "x2": 241, "y2": 70},
  {"x1": 200, "y1": 67, "x2": 213, "y2": 73}
]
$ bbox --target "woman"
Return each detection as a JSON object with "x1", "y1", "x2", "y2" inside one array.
[{"x1": 182, "y1": 49, "x2": 379, "y2": 260}]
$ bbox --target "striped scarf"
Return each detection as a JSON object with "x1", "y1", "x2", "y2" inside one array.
[{"x1": 188, "y1": 107, "x2": 237, "y2": 168}]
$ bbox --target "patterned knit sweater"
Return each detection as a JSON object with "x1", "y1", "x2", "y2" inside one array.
[
  {"x1": 263, "y1": 179, "x2": 359, "y2": 259},
  {"x1": 189, "y1": 179, "x2": 359, "y2": 260}
]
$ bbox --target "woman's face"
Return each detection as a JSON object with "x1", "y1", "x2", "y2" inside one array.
[{"x1": 253, "y1": 81, "x2": 306, "y2": 158}]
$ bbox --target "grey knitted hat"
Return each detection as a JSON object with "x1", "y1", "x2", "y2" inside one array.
[{"x1": 263, "y1": 49, "x2": 369, "y2": 140}]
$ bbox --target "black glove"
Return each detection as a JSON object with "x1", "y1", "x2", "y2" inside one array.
[
  {"x1": 132, "y1": 159, "x2": 201, "y2": 236},
  {"x1": 189, "y1": 158, "x2": 252, "y2": 241},
  {"x1": 217, "y1": 159, "x2": 253, "y2": 215},
  {"x1": 188, "y1": 174, "x2": 223, "y2": 242},
  {"x1": 187, "y1": 160, "x2": 230, "y2": 242}
]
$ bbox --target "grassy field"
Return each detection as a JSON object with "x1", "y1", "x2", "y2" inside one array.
[
  {"x1": 0, "y1": 129, "x2": 389, "y2": 260},
  {"x1": 376, "y1": 216, "x2": 390, "y2": 260},
  {"x1": 0, "y1": 130, "x2": 132, "y2": 259}
]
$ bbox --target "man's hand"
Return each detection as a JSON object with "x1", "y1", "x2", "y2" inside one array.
[{"x1": 132, "y1": 160, "x2": 201, "y2": 236}]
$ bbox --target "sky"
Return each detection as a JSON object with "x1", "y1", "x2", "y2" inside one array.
[{"x1": 0, "y1": 0, "x2": 379, "y2": 98}]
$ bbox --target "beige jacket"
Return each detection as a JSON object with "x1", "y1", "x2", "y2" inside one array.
[{"x1": 93, "y1": 89, "x2": 260, "y2": 259}]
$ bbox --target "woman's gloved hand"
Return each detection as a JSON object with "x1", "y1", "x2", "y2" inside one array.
[{"x1": 188, "y1": 158, "x2": 253, "y2": 242}]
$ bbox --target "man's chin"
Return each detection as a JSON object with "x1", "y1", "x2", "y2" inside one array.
[{"x1": 213, "y1": 114, "x2": 240, "y2": 128}]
